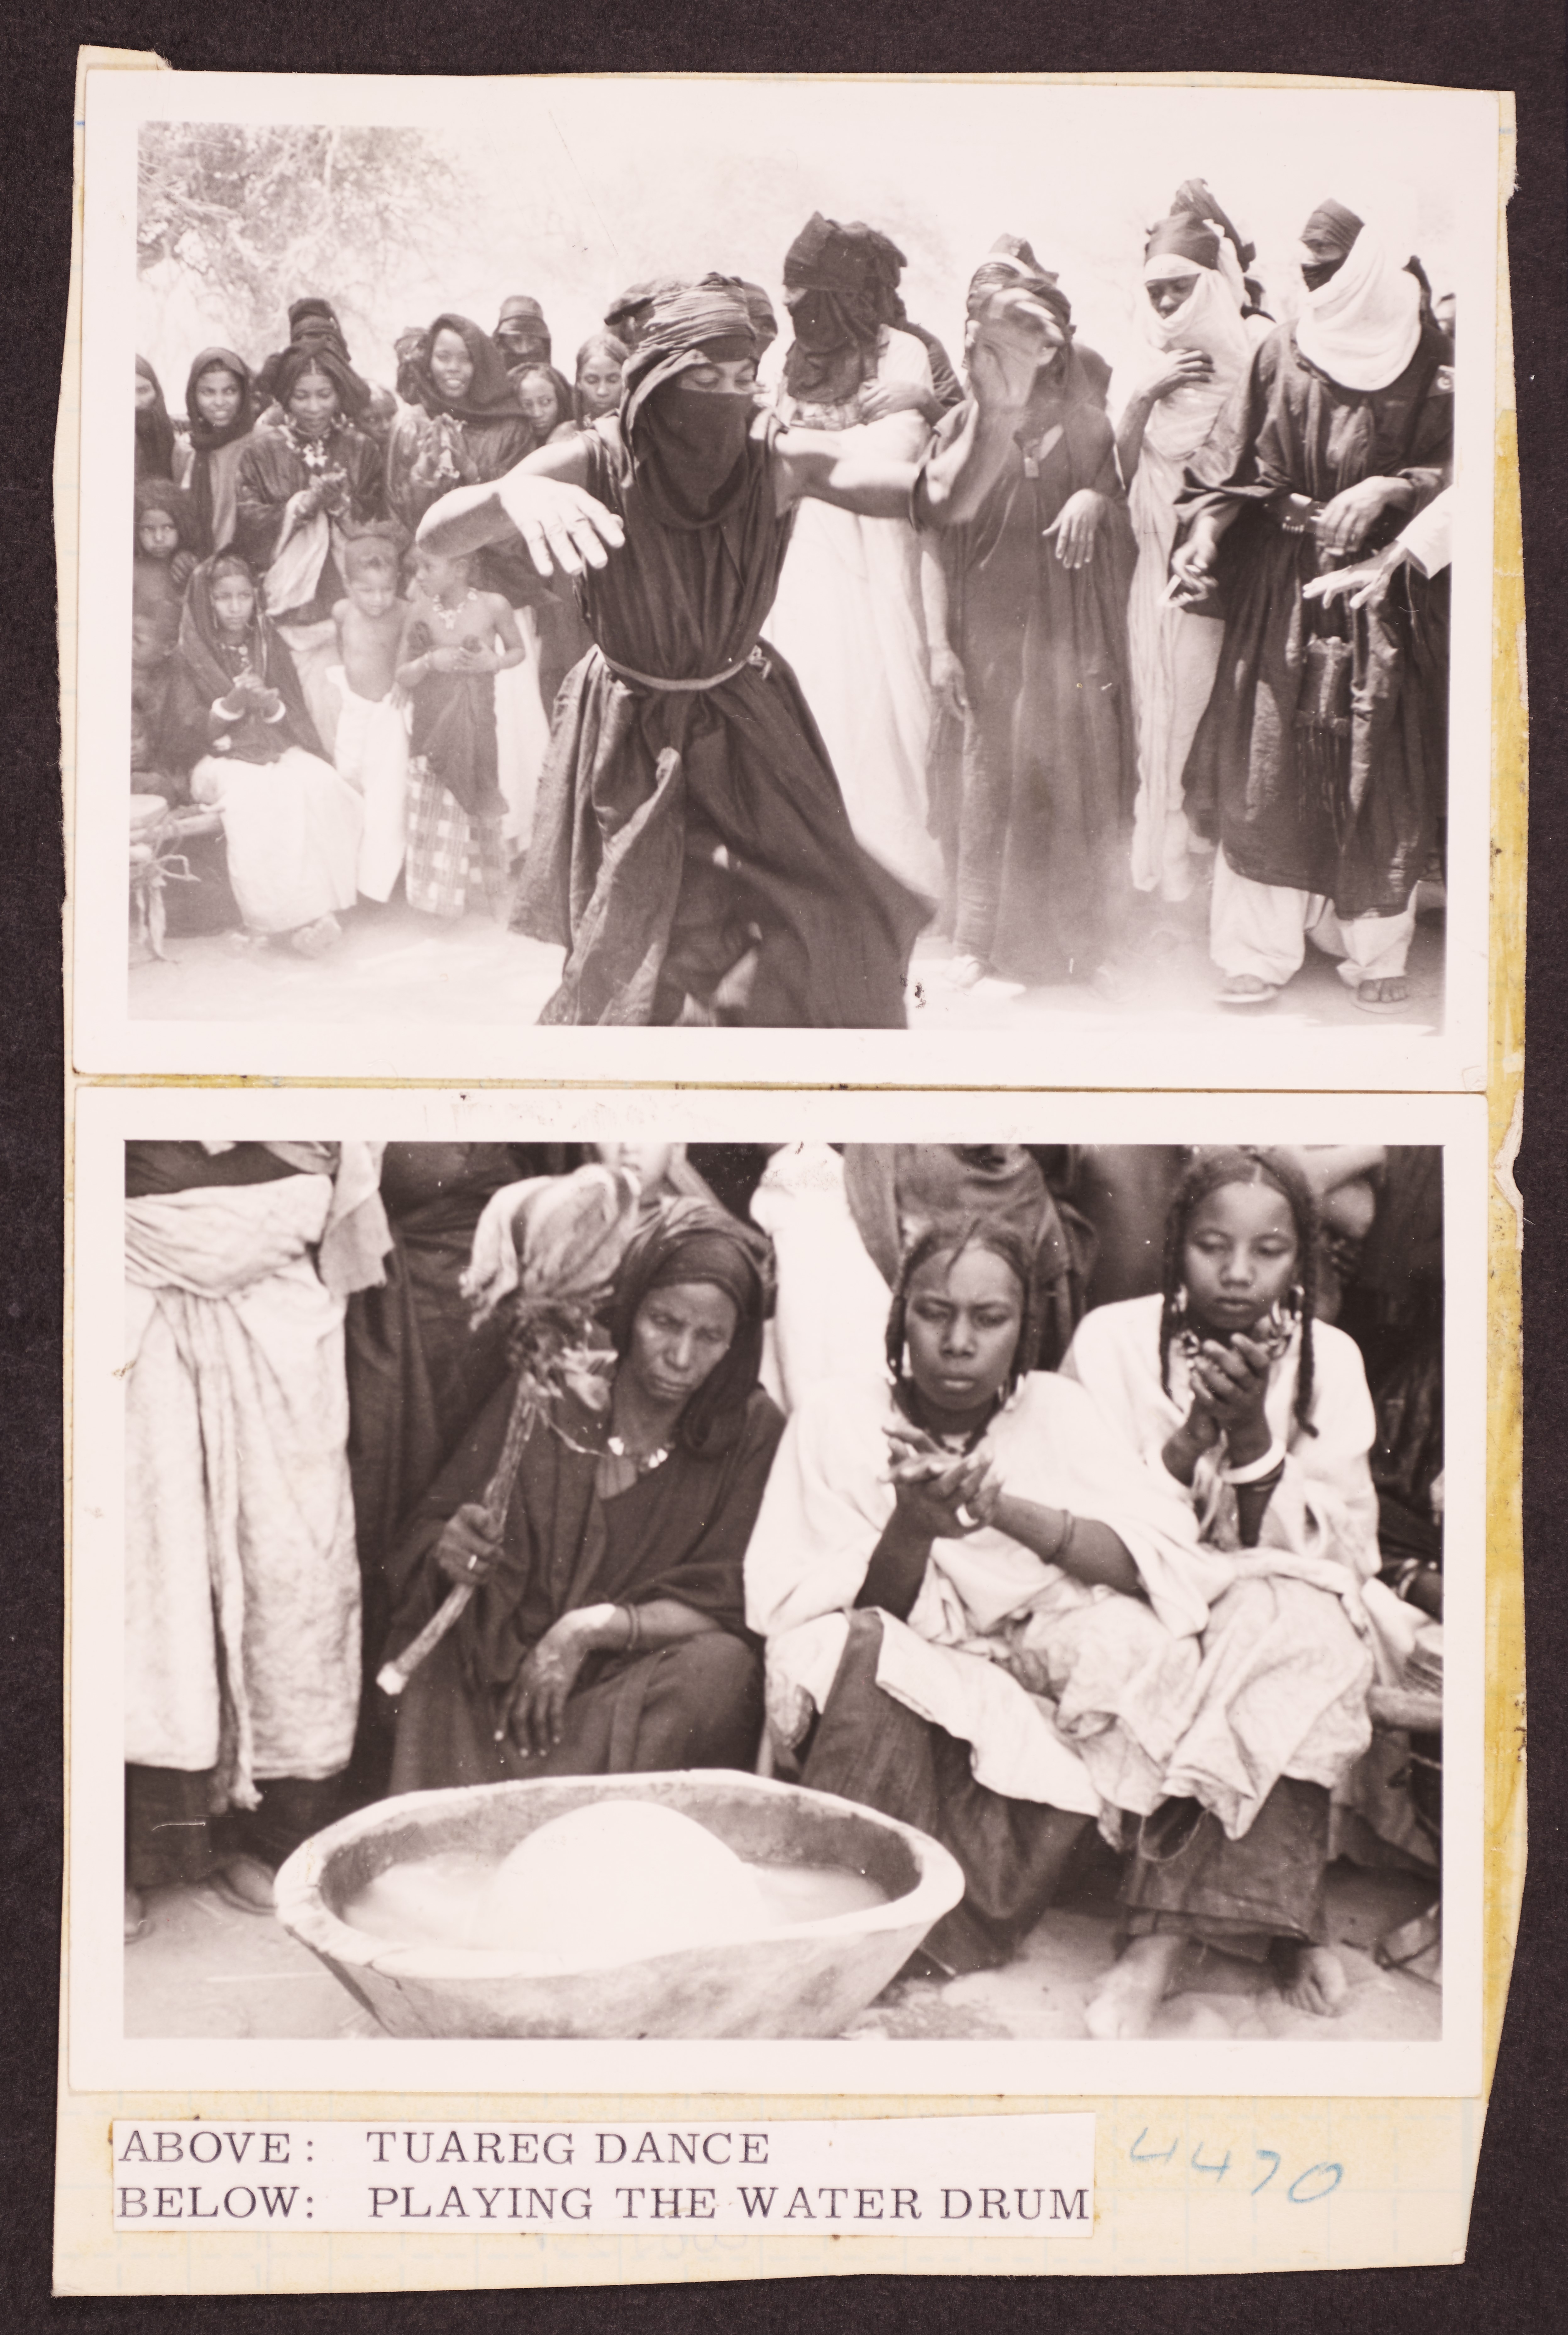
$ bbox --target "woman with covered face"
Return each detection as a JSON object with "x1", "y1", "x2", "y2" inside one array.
[
  {"x1": 744, "y1": 1215, "x2": 1228, "y2": 1976},
  {"x1": 1170, "y1": 199, "x2": 1451, "y2": 1014},
  {"x1": 764, "y1": 213, "x2": 945, "y2": 899},
  {"x1": 234, "y1": 343, "x2": 387, "y2": 752},
  {"x1": 1116, "y1": 192, "x2": 1271, "y2": 908},
  {"x1": 416, "y1": 271, "x2": 1056, "y2": 1028},
  {"x1": 384, "y1": 1197, "x2": 784, "y2": 1790},
  {"x1": 921, "y1": 242, "x2": 1139, "y2": 992}
]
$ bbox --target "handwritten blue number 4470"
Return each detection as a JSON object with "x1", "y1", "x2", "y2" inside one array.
[{"x1": 1129, "y1": 2132, "x2": 1343, "y2": 2203}]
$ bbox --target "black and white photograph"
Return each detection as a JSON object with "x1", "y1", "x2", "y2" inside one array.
[
  {"x1": 68, "y1": 1089, "x2": 1483, "y2": 2099},
  {"x1": 70, "y1": 71, "x2": 1501, "y2": 1085}
]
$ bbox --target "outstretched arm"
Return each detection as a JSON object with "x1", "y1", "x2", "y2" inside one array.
[
  {"x1": 417, "y1": 434, "x2": 623, "y2": 580},
  {"x1": 773, "y1": 287, "x2": 1056, "y2": 529}
]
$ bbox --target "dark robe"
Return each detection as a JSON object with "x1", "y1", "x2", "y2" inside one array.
[
  {"x1": 800, "y1": 1612, "x2": 1088, "y2": 1974},
  {"x1": 233, "y1": 414, "x2": 387, "y2": 626},
  {"x1": 386, "y1": 1379, "x2": 783, "y2": 1790},
  {"x1": 1180, "y1": 319, "x2": 1451, "y2": 916},
  {"x1": 938, "y1": 396, "x2": 1138, "y2": 981},
  {"x1": 514, "y1": 418, "x2": 926, "y2": 1027}
]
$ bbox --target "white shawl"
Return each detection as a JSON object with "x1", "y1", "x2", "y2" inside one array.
[{"x1": 1295, "y1": 224, "x2": 1422, "y2": 393}]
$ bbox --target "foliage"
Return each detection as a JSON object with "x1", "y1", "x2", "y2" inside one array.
[{"x1": 137, "y1": 123, "x2": 472, "y2": 357}]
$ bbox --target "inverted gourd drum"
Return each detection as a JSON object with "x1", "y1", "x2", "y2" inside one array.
[{"x1": 273, "y1": 1770, "x2": 964, "y2": 2040}]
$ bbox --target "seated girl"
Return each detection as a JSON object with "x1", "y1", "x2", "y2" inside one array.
[
  {"x1": 385, "y1": 1197, "x2": 784, "y2": 1790},
  {"x1": 744, "y1": 1218, "x2": 1233, "y2": 1978},
  {"x1": 1062, "y1": 1148, "x2": 1382, "y2": 2034},
  {"x1": 166, "y1": 554, "x2": 364, "y2": 957}
]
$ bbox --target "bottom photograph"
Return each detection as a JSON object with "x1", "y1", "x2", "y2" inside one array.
[{"x1": 108, "y1": 1127, "x2": 1448, "y2": 2056}]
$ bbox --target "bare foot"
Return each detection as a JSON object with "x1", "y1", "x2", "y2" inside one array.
[
  {"x1": 1270, "y1": 1939, "x2": 1348, "y2": 2016},
  {"x1": 290, "y1": 914, "x2": 344, "y2": 959},
  {"x1": 1085, "y1": 1933, "x2": 1186, "y2": 2039},
  {"x1": 213, "y1": 1854, "x2": 278, "y2": 1915},
  {"x1": 1217, "y1": 973, "x2": 1279, "y2": 1009},
  {"x1": 1353, "y1": 976, "x2": 1410, "y2": 1014}
]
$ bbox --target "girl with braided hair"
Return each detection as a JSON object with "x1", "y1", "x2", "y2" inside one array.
[
  {"x1": 1063, "y1": 1148, "x2": 1382, "y2": 2035},
  {"x1": 746, "y1": 1216, "x2": 1228, "y2": 1977}
]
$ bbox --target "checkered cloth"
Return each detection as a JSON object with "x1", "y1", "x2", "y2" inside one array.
[{"x1": 404, "y1": 759, "x2": 512, "y2": 920}]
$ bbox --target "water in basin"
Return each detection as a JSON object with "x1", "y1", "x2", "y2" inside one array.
[{"x1": 340, "y1": 1799, "x2": 889, "y2": 1965}]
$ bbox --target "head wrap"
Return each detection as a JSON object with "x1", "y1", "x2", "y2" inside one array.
[
  {"x1": 1295, "y1": 212, "x2": 1423, "y2": 392},
  {"x1": 781, "y1": 213, "x2": 905, "y2": 405},
  {"x1": 405, "y1": 312, "x2": 525, "y2": 422},
  {"x1": 272, "y1": 341, "x2": 371, "y2": 422},
  {"x1": 495, "y1": 294, "x2": 551, "y2": 364},
  {"x1": 134, "y1": 357, "x2": 176, "y2": 481},
  {"x1": 1169, "y1": 180, "x2": 1256, "y2": 272},
  {"x1": 619, "y1": 276, "x2": 760, "y2": 528},
  {"x1": 175, "y1": 554, "x2": 325, "y2": 761},
  {"x1": 183, "y1": 347, "x2": 256, "y2": 451},
  {"x1": 1135, "y1": 217, "x2": 1253, "y2": 460},
  {"x1": 606, "y1": 1197, "x2": 776, "y2": 1454},
  {"x1": 134, "y1": 474, "x2": 197, "y2": 557},
  {"x1": 605, "y1": 281, "x2": 665, "y2": 349},
  {"x1": 288, "y1": 297, "x2": 350, "y2": 351},
  {"x1": 1300, "y1": 200, "x2": 1365, "y2": 265}
]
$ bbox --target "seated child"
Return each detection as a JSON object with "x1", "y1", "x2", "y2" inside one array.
[
  {"x1": 167, "y1": 553, "x2": 364, "y2": 957},
  {"x1": 396, "y1": 545, "x2": 524, "y2": 919},
  {"x1": 330, "y1": 527, "x2": 411, "y2": 903},
  {"x1": 1063, "y1": 1148, "x2": 1382, "y2": 2035}
]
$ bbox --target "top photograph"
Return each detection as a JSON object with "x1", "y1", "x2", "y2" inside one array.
[{"x1": 69, "y1": 71, "x2": 1506, "y2": 1086}]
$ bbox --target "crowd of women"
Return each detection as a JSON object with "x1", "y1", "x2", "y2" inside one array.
[
  {"x1": 130, "y1": 180, "x2": 1454, "y2": 1021},
  {"x1": 124, "y1": 1136, "x2": 1444, "y2": 2037}
]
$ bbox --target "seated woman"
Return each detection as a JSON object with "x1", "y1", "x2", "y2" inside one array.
[
  {"x1": 1063, "y1": 1148, "x2": 1382, "y2": 2033},
  {"x1": 386, "y1": 1198, "x2": 783, "y2": 1790},
  {"x1": 166, "y1": 554, "x2": 364, "y2": 957},
  {"x1": 744, "y1": 1218, "x2": 1231, "y2": 1978}
]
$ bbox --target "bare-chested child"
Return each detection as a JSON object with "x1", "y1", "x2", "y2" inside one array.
[
  {"x1": 330, "y1": 528, "x2": 412, "y2": 903},
  {"x1": 396, "y1": 546, "x2": 525, "y2": 919}
]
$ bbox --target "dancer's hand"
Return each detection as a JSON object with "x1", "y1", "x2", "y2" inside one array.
[
  {"x1": 433, "y1": 1502, "x2": 504, "y2": 1589},
  {"x1": 1303, "y1": 542, "x2": 1405, "y2": 610},
  {"x1": 1044, "y1": 488, "x2": 1106, "y2": 569},
  {"x1": 494, "y1": 474, "x2": 626, "y2": 578},
  {"x1": 507, "y1": 1616, "x2": 591, "y2": 1757}
]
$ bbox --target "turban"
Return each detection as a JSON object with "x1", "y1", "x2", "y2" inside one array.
[
  {"x1": 620, "y1": 274, "x2": 758, "y2": 433},
  {"x1": 782, "y1": 212, "x2": 906, "y2": 301},
  {"x1": 1301, "y1": 199, "x2": 1365, "y2": 262}
]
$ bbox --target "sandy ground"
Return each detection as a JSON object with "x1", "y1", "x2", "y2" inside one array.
[
  {"x1": 124, "y1": 1842, "x2": 1440, "y2": 2045},
  {"x1": 129, "y1": 889, "x2": 1446, "y2": 1038}
]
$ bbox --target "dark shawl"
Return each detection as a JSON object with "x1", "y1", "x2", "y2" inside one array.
[
  {"x1": 496, "y1": 293, "x2": 552, "y2": 365},
  {"x1": 781, "y1": 213, "x2": 906, "y2": 406},
  {"x1": 233, "y1": 407, "x2": 386, "y2": 624},
  {"x1": 134, "y1": 473, "x2": 197, "y2": 557},
  {"x1": 1178, "y1": 316, "x2": 1452, "y2": 914},
  {"x1": 931, "y1": 389, "x2": 1138, "y2": 978},
  {"x1": 386, "y1": 316, "x2": 533, "y2": 535},
  {"x1": 164, "y1": 555, "x2": 325, "y2": 769},
  {"x1": 384, "y1": 1358, "x2": 784, "y2": 1665},
  {"x1": 135, "y1": 357, "x2": 176, "y2": 482},
  {"x1": 404, "y1": 617, "x2": 503, "y2": 818},
  {"x1": 181, "y1": 347, "x2": 258, "y2": 556},
  {"x1": 405, "y1": 313, "x2": 527, "y2": 424},
  {"x1": 512, "y1": 410, "x2": 926, "y2": 1027},
  {"x1": 603, "y1": 1197, "x2": 776, "y2": 1456}
]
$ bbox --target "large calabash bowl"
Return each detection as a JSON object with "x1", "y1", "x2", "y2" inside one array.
[{"x1": 272, "y1": 1768, "x2": 964, "y2": 2040}]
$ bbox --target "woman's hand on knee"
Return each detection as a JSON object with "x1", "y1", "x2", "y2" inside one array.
[{"x1": 507, "y1": 1615, "x2": 591, "y2": 1757}]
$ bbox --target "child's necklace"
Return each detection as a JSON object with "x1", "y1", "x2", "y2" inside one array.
[{"x1": 431, "y1": 588, "x2": 480, "y2": 632}]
